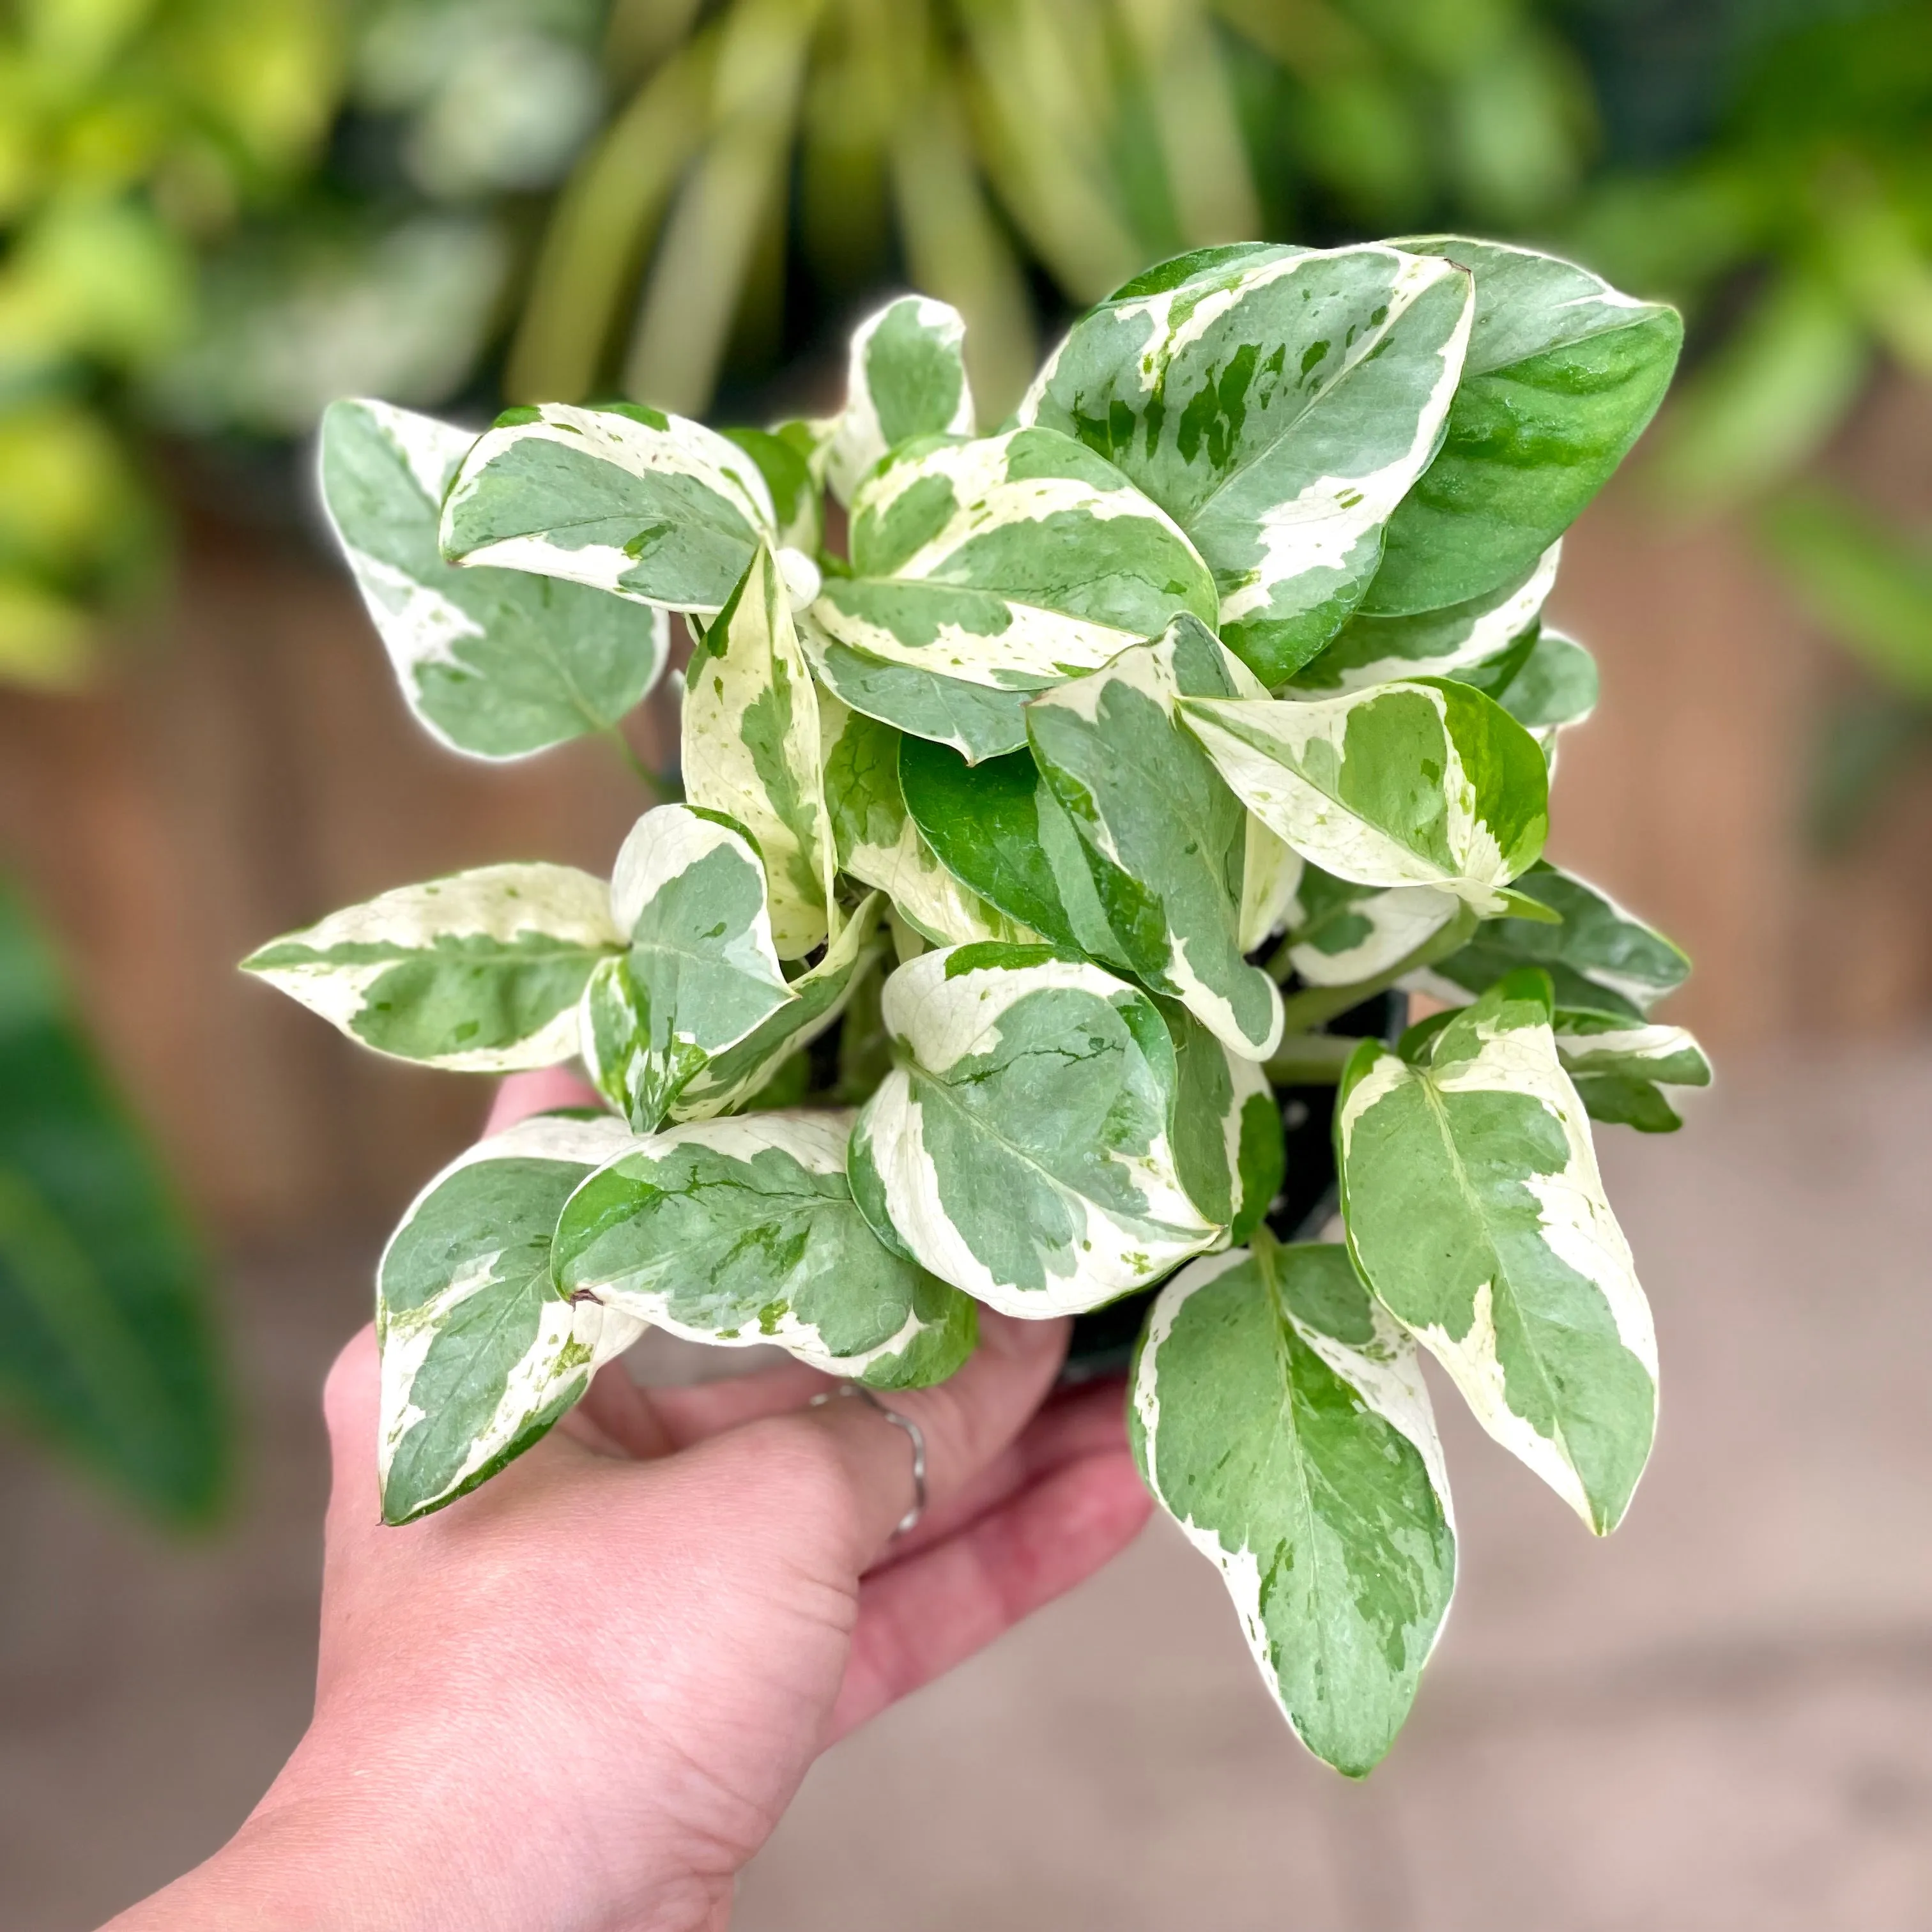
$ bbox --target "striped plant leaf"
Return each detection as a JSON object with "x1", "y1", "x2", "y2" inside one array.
[
  {"x1": 1285, "y1": 866, "x2": 1463, "y2": 989},
  {"x1": 825, "y1": 296, "x2": 977, "y2": 505},
  {"x1": 584, "y1": 805, "x2": 796, "y2": 1130},
  {"x1": 1423, "y1": 861, "x2": 1689, "y2": 1018},
  {"x1": 1130, "y1": 1241, "x2": 1455, "y2": 1775},
  {"x1": 1020, "y1": 243, "x2": 1475, "y2": 685},
  {"x1": 243, "y1": 864, "x2": 622, "y2": 1071},
  {"x1": 848, "y1": 944, "x2": 1220, "y2": 1316},
  {"x1": 803, "y1": 425, "x2": 1219, "y2": 762},
  {"x1": 1169, "y1": 1008, "x2": 1284, "y2": 1247},
  {"x1": 683, "y1": 546, "x2": 836, "y2": 959},
  {"x1": 1179, "y1": 678, "x2": 1549, "y2": 914},
  {"x1": 1338, "y1": 970, "x2": 1659, "y2": 1533},
  {"x1": 1026, "y1": 614, "x2": 1284, "y2": 1060},
  {"x1": 1365, "y1": 239, "x2": 1683, "y2": 616},
  {"x1": 553, "y1": 1110, "x2": 976, "y2": 1390},
  {"x1": 320, "y1": 400, "x2": 671, "y2": 760},
  {"x1": 377, "y1": 1113, "x2": 647, "y2": 1524},
  {"x1": 1292, "y1": 543, "x2": 1560, "y2": 694},
  {"x1": 439, "y1": 401, "x2": 779, "y2": 613},
  {"x1": 669, "y1": 894, "x2": 888, "y2": 1122},
  {"x1": 820, "y1": 698, "x2": 1030, "y2": 946}
]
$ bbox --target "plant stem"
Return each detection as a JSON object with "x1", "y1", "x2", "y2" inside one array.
[
  {"x1": 605, "y1": 726, "x2": 682, "y2": 801},
  {"x1": 1263, "y1": 1033, "x2": 1365, "y2": 1085}
]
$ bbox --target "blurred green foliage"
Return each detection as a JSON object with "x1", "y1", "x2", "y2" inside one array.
[{"x1": 0, "y1": 875, "x2": 229, "y2": 1522}]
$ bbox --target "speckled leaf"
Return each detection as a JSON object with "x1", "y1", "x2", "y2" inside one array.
[
  {"x1": 243, "y1": 864, "x2": 622, "y2": 1071},
  {"x1": 1292, "y1": 544, "x2": 1559, "y2": 694},
  {"x1": 440, "y1": 401, "x2": 778, "y2": 613},
  {"x1": 683, "y1": 546, "x2": 835, "y2": 958},
  {"x1": 820, "y1": 699, "x2": 1031, "y2": 946},
  {"x1": 1027, "y1": 615, "x2": 1283, "y2": 1060},
  {"x1": 1020, "y1": 243, "x2": 1474, "y2": 684},
  {"x1": 1365, "y1": 239, "x2": 1682, "y2": 615},
  {"x1": 1130, "y1": 1241, "x2": 1455, "y2": 1774},
  {"x1": 1169, "y1": 1008, "x2": 1284, "y2": 1246},
  {"x1": 848, "y1": 945, "x2": 1220, "y2": 1317},
  {"x1": 804, "y1": 426, "x2": 1218, "y2": 762},
  {"x1": 1423, "y1": 861, "x2": 1689, "y2": 1018},
  {"x1": 1180, "y1": 678, "x2": 1548, "y2": 914},
  {"x1": 553, "y1": 1110, "x2": 974, "y2": 1388},
  {"x1": 825, "y1": 296, "x2": 977, "y2": 505},
  {"x1": 377, "y1": 1114, "x2": 647, "y2": 1524},
  {"x1": 320, "y1": 400, "x2": 671, "y2": 760},
  {"x1": 1284, "y1": 866, "x2": 1463, "y2": 989},
  {"x1": 581, "y1": 806, "x2": 795, "y2": 1130},
  {"x1": 1338, "y1": 970, "x2": 1659, "y2": 1533}
]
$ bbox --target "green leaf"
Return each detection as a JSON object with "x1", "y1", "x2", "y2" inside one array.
[
  {"x1": 802, "y1": 425, "x2": 1219, "y2": 762},
  {"x1": 722, "y1": 425, "x2": 822, "y2": 555},
  {"x1": 1026, "y1": 615, "x2": 1284, "y2": 1059},
  {"x1": 243, "y1": 864, "x2": 623, "y2": 1071},
  {"x1": 1425, "y1": 860, "x2": 1689, "y2": 1017},
  {"x1": 1551, "y1": 1009, "x2": 1711, "y2": 1089},
  {"x1": 440, "y1": 401, "x2": 779, "y2": 613},
  {"x1": 1338, "y1": 970, "x2": 1658, "y2": 1533},
  {"x1": 683, "y1": 546, "x2": 836, "y2": 958},
  {"x1": 553, "y1": 1110, "x2": 976, "y2": 1388},
  {"x1": 1365, "y1": 239, "x2": 1682, "y2": 615},
  {"x1": 824, "y1": 295, "x2": 978, "y2": 505},
  {"x1": 0, "y1": 880, "x2": 227, "y2": 1523},
  {"x1": 319, "y1": 399, "x2": 670, "y2": 761},
  {"x1": 377, "y1": 1114, "x2": 647, "y2": 1524},
  {"x1": 849, "y1": 944, "x2": 1220, "y2": 1315},
  {"x1": 1292, "y1": 543, "x2": 1558, "y2": 694},
  {"x1": 1284, "y1": 865, "x2": 1463, "y2": 989},
  {"x1": 581, "y1": 805, "x2": 797, "y2": 1130},
  {"x1": 1169, "y1": 1008, "x2": 1284, "y2": 1246},
  {"x1": 820, "y1": 699, "x2": 1031, "y2": 946},
  {"x1": 1570, "y1": 1074, "x2": 1683, "y2": 1135},
  {"x1": 1020, "y1": 242, "x2": 1475, "y2": 683},
  {"x1": 1179, "y1": 677, "x2": 1549, "y2": 914},
  {"x1": 1460, "y1": 627, "x2": 1600, "y2": 743},
  {"x1": 1129, "y1": 1241, "x2": 1455, "y2": 1775}
]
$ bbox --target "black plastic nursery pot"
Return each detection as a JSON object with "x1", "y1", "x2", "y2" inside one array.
[{"x1": 1058, "y1": 988, "x2": 1409, "y2": 1383}]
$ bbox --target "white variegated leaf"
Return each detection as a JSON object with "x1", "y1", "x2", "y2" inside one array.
[
  {"x1": 1181, "y1": 678, "x2": 1549, "y2": 914},
  {"x1": 1169, "y1": 1008, "x2": 1284, "y2": 1246},
  {"x1": 376, "y1": 1113, "x2": 647, "y2": 1523},
  {"x1": 1285, "y1": 866, "x2": 1463, "y2": 988},
  {"x1": 1338, "y1": 970, "x2": 1659, "y2": 1533},
  {"x1": 825, "y1": 295, "x2": 977, "y2": 505},
  {"x1": 1239, "y1": 816, "x2": 1303, "y2": 953},
  {"x1": 848, "y1": 944, "x2": 1220, "y2": 1316},
  {"x1": 1131, "y1": 1241, "x2": 1455, "y2": 1774},
  {"x1": 683, "y1": 545, "x2": 836, "y2": 958},
  {"x1": 1552, "y1": 1010, "x2": 1712, "y2": 1088},
  {"x1": 553, "y1": 1109, "x2": 975, "y2": 1389},
  {"x1": 242, "y1": 864, "x2": 622, "y2": 1071},
  {"x1": 319, "y1": 399, "x2": 671, "y2": 759}
]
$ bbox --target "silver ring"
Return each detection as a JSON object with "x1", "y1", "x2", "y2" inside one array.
[{"x1": 808, "y1": 1382, "x2": 926, "y2": 1535}]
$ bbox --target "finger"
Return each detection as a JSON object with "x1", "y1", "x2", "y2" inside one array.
[
  {"x1": 829, "y1": 1446, "x2": 1152, "y2": 1738},
  {"x1": 321, "y1": 1324, "x2": 385, "y2": 1546},
  {"x1": 784, "y1": 1310, "x2": 1071, "y2": 1567},
  {"x1": 486, "y1": 1068, "x2": 601, "y2": 1135}
]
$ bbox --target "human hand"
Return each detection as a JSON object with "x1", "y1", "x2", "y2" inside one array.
[{"x1": 111, "y1": 1071, "x2": 1152, "y2": 1932}]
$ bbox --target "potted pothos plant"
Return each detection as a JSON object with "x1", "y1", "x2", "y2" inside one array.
[{"x1": 245, "y1": 238, "x2": 1708, "y2": 1777}]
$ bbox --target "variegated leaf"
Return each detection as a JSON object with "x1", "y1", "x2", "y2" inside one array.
[
  {"x1": 723, "y1": 425, "x2": 822, "y2": 555},
  {"x1": 1292, "y1": 543, "x2": 1560, "y2": 694},
  {"x1": 848, "y1": 944, "x2": 1220, "y2": 1317},
  {"x1": 1552, "y1": 1009, "x2": 1712, "y2": 1089},
  {"x1": 1021, "y1": 243, "x2": 1474, "y2": 684},
  {"x1": 803, "y1": 426, "x2": 1219, "y2": 762},
  {"x1": 439, "y1": 401, "x2": 781, "y2": 613},
  {"x1": 1366, "y1": 238, "x2": 1682, "y2": 615},
  {"x1": 1239, "y1": 816, "x2": 1303, "y2": 953},
  {"x1": 1169, "y1": 1008, "x2": 1284, "y2": 1247},
  {"x1": 320, "y1": 399, "x2": 670, "y2": 759},
  {"x1": 1570, "y1": 1074, "x2": 1685, "y2": 1135},
  {"x1": 1130, "y1": 1241, "x2": 1455, "y2": 1775},
  {"x1": 683, "y1": 546, "x2": 836, "y2": 958},
  {"x1": 820, "y1": 698, "x2": 1032, "y2": 946},
  {"x1": 825, "y1": 295, "x2": 977, "y2": 505},
  {"x1": 1285, "y1": 865, "x2": 1462, "y2": 988},
  {"x1": 1180, "y1": 678, "x2": 1549, "y2": 914},
  {"x1": 670, "y1": 894, "x2": 889, "y2": 1121},
  {"x1": 1422, "y1": 861, "x2": 1689, "y2": 1017},
  {"x1": 1338, "y1": 970, "x2": 1659, "y2": 1533},
  {"x1": 243, "y1": 864, "x2": 621, "y2": 1071},
  {"x1": 1027, "y1": 615, "x2": 1284, "y2": 1060},
  {"x1": 1485, "y1": 629, "x2": 1600, "y2": 742},
  {"x1": 377, "y1": 1113, "x2": 647, "y2": 1524},
  {"x1": 553, "y1": 1110, "x2": 976, "y2": 1389},
  {"x1": 583, "y1": 806, "x2": 795, "y2": 1130}
]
